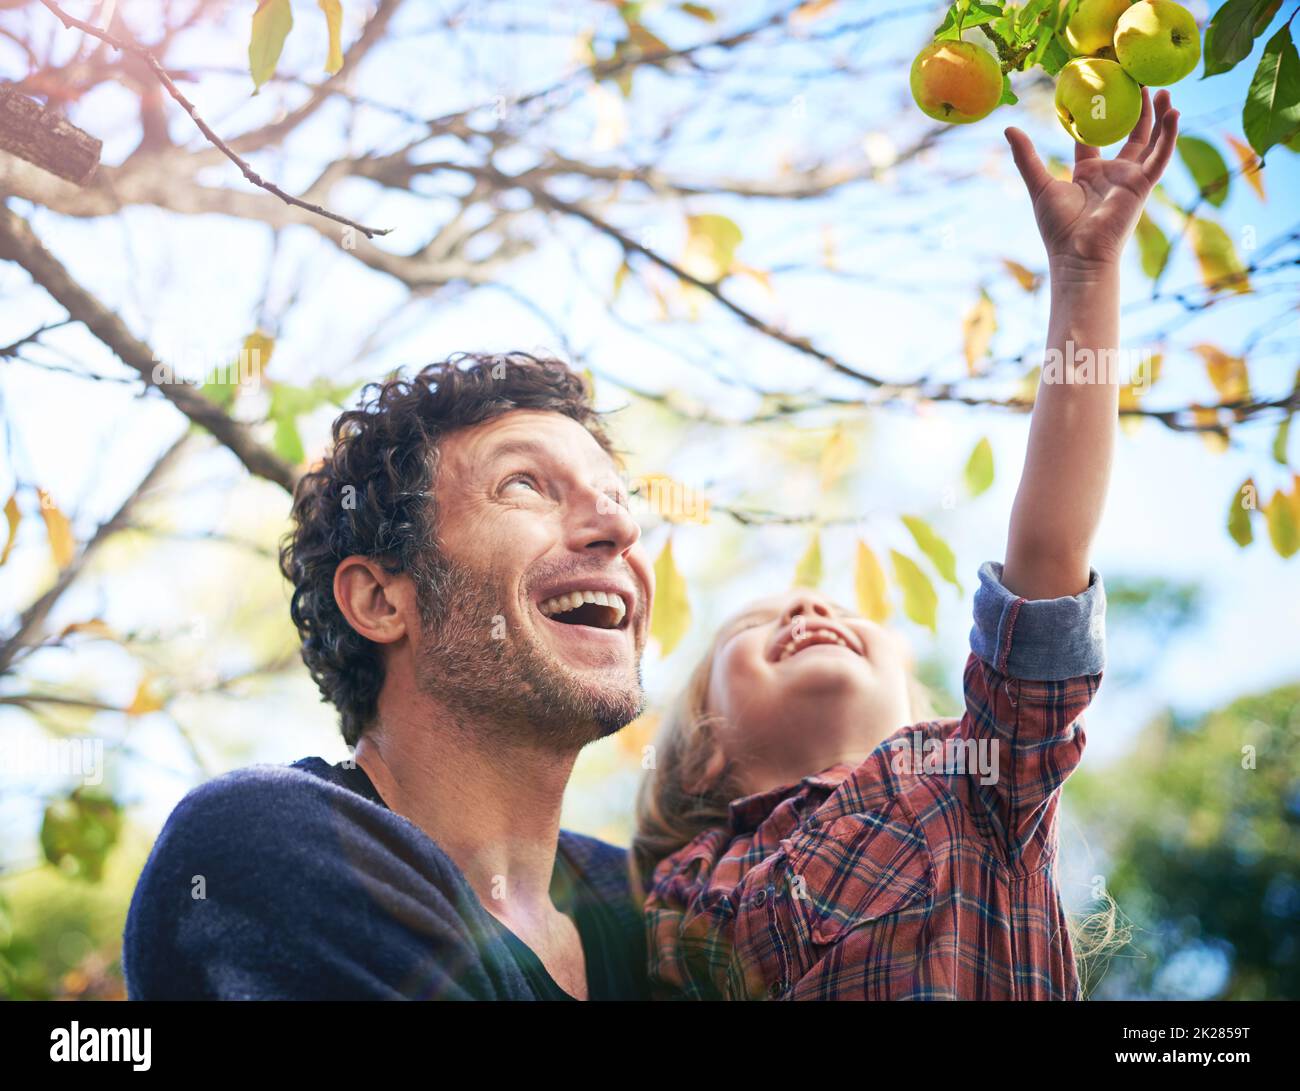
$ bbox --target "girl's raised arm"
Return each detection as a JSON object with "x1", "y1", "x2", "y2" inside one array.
[{"x1": 1000, "y1": 88, "x2": 1178, "y2": 602}]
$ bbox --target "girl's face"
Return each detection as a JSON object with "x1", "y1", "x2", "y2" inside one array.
[{"x1": 704, "y1": 588, "x2": 915, "y2": 797}]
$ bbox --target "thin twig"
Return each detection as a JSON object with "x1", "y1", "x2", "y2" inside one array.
[{"x1": 37, "y1": 0, "x2": 392, "y2": 239}]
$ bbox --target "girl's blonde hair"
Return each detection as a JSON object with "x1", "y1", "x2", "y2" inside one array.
[{"x1": 629, "y1": 612, "x2": 1125, "y2": 994}]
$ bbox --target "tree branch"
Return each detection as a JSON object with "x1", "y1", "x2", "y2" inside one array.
[
  {"x1": 35, "y1": 0, "x2": 392, "y2": 239},
  {"x1": 0, "y1": 204, "x2": 297, "y2": 492}
]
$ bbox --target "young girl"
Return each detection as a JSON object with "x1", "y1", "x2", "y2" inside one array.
[{"x1": 632, "y1": 89, "x2": 1178, "y2": 1001}]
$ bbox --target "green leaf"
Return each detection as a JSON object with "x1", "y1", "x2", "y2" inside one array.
[
  {"x1": 1263, "y1": 487, "x2": 1299, "y2": 557},
  {"x1": 891, "y1": 550, "x2": 938, "y2": 633},
  {"x1": 1036, "y1": 35, "x2": 1071, "y2": 78},
  {"x1": 1244, "y1": 25, "x2": 1300, "y2": 157},
  {"x1": 249, "y1": 0, "x2": 294, "y2": 92},
  {"x1": 266, "y1": 378, "x2": 359, "y2": 466},
  {"x1": 40, "y1": 788, "x2": 122, "y2": 882},
  {"x1": 793, "y1": 532, "x2": 823, "y2": 588},
  {"x1": 1188, "y1": 216, "x2": 1250, "y2": 293},
  {"x1": 1228, "y1": 478, "x2": 1255, "y2": 547},
  {"x1": 935, "y1": 1, "x2": 1004, "y2": 40},
  {"x1": 964, "y1": 437, "x2": 994, "y2": 497},
  {"x1": 1272, "y1": 415, "x2": 1291, "y2": 465},
  {"x1": 1203, "y1": 0, "x2": 1278, "y2": 79},
  {"x1": 1135, "y1": 211, "x2": 1171, "y2": 280},
  {"x1": 998, "y1": 72, "x2": 1018, "y2": 106},
  {"x1": 1176, "y1": 136, "x2": 1231, "y2": 207},
  {"x1": 901, "y1": 514, "x2": 962, "y2": 592},
  {"x1": 650, "y1": 533, "x2": 691, "y2": 656}
]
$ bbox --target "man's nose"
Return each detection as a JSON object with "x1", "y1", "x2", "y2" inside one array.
[{"x1": 571, "y1": 484, "x2": 641, "y2": 554}]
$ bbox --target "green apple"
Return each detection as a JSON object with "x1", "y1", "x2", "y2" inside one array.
[
  {"x1": 1064, "y1": 0, "x2": 1133, "y2": 57},
  {"x1": 1114, "y1": 0, "x2": 1201, "y2": 85},
  {"x1": 909, "y1": 40, "x2": 1004, "y2": 124},
  {"x1": 1054, "y1": 57, "x2": 1143, "y2": 145}
]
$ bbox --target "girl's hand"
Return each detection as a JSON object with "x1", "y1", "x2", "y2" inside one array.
[{"x1": 1004, "y1": 87, "x2": 1179, "y2": 272}]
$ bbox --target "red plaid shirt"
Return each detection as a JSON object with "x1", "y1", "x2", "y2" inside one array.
[{"x1": 644, "y1": 561, "x2": 1106, "y2": 1000}]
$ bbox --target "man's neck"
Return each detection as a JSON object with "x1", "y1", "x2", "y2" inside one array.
[{"x1": 353, "y1": 698, "x2": 579, "y2": 921}]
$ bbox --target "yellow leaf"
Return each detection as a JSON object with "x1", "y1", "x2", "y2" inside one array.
[
  {"x1": 901, "y1": 514, "x2": 961, "y2": 592},
  {"x1": 818, "y1": 425, "x2": 856, "y2": 493},
  {"x1": 1188, "y1": 217, "x2": 1251, "y2": 295},
  {"x1": 1193, "y1": 344, "x2": 1250, "y2": 402},
  {"x1": 890, "y1": 550, "x2": 938, "y2": 633},
  {"x1": 632, "y1": 473, "x2": 710, "y2": 524},
  {"x1": 1001, "y1": 259, "x2": 1041, "y2": 293},
  {"x1": 854, "y1": 539, "x2": 891, "y2": 622},
  {"x1": 36, "y1": 488, "x2": 74, "y2": 569},
  {"x1": 612, "y1": 260, "x2": 631, "y2": 301},
  {"x1": 962, "y1": 291, "x2": 997, "y2": 375},
  {"x1": 650, "y1": 534, "x2": 691, "y2": 656},
  {"x1": 793, "y1": 532, "x2": 822, "y2": 589},
  {"x1": 1224, "y1": 134, "x2": 1265, "y2": 201},
  {"x1": 684, "y1": 214, "x2": 743, "y2": 282},
  {"x1": 1119, "y1": 352, "x2": 1163, "y2": 409},
  {"x1": 318, "y1": 0, "x2": 344, "y2": 75},
  {"x1": 242, "y1": 330, "x2": 275, "y2": 382},
  {"x1": 964, "y1": 437, "x2": 994, "y2": 497},
  {"x1": 1, "y1": 493, "x2": 19, "y2": 566},
  {"x1": 125, "y1": 676, "x2": 167, "y2": 716}
]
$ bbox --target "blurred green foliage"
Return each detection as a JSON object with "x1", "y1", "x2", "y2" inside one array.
[{"x1": 1070, "y1": 681, "x2": 1300, "y2": 999}]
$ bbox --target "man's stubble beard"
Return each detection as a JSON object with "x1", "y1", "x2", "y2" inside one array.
[{"x1": 410, "y1": 552, "x2": 645, "y2": 751}]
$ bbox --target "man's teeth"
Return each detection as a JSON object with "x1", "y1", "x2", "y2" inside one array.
[
  {"x1": 778, "y1": 630, "x2": 854, "y2": 661},
  {"x1": 538, "y1": 589, "x2": 627, "y2": 626}
]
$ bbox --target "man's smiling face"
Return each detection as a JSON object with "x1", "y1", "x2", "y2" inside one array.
[{"x1": 414, "y1": 408, "x2": 654, "y2": 749}]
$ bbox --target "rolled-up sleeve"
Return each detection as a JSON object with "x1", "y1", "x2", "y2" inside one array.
[
  {"x1": 957, "y1": 560, "x2": 1107, "y2": 871},
  {"x1": 969, "y1": 560, "x2": 1106, "y2": 681}
]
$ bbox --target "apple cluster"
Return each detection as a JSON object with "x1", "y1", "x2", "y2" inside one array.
[{"x1": 909, "y1": 1, "x2": 1201, "y2": 147}]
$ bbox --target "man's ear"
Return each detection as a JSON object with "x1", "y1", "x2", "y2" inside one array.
[{"x1": 333, "y1": 557, "x2": 415, "y2": 645}]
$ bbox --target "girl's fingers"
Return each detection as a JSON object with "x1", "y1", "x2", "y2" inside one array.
[
  {"x1": 1075, "y1": 139, "x2": 1100, "y2": 164},
  {"x1": 1118, "y1": 86, "x2": 1154, "y2": 161},
  {"x1": 1142, "y1": 106, "x2": 1180, "y2": 183},
  {"x1": 1005, "y1": 126, "x2": 1053, "y2": 200},
  {"x1": 1141, "y1": 90, "x2": 1172, "y2": 156}
]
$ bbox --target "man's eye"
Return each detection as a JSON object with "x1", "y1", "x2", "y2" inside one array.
[{"x1": 504, "y1": 473, "x2": 541, "y2": 493}]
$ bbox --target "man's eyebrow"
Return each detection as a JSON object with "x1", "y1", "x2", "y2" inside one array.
[{"x1": 481, "y1": 438, "x2": 556, "y2": 469}]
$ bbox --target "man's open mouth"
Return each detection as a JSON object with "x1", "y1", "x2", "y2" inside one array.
[{"x1": 538, "y1": 590, "x2": 628, "y2": 631}]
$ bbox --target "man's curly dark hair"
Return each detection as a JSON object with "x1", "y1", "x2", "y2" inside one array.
[{"x1": 279, "y1": 351, "x2": 617, "y2": 747}]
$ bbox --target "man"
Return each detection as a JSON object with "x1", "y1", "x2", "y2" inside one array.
[{"x1": 122, "y1": 352, "x2": 655, "y2": 999}]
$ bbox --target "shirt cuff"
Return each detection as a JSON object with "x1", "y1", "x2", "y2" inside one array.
[{"x1": 969, "y1": 560, "x2": 1106, "y2": 681}]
